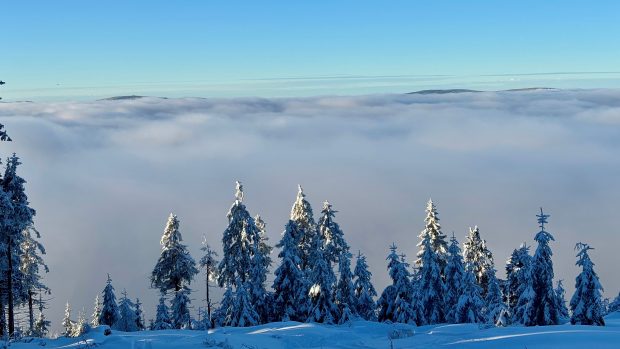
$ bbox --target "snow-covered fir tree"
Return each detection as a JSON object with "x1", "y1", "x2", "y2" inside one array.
[
  {"x1": 513, "y1": 255, "x2": 536, "y2": 325},
  {"x1": 353, "y1": 251, "x2": 377, "y2": 321},
  {"x1": 18, "y1": 226, "x2": 49, "y2": 335},
  {"x1": 151, "y1": 213, "x2": 198, "y2": 293},
  {"x1": 335, "y1": 251, "x2": 357, "y2": 324},
  {"x1": 455, "y1": 263, "x2": 485, "y2": 323},
  {"x1": 61, "y1": 302, "x2": 74, "y2": 337},
  {"x1": 505, "y1": 243, "x2": 531, "y2": 312},
  {"x1": 444, "y1": 234, "x2": 465, "y2": 323},
  {"x1": 33, "y1": 308, "x2": 50, "y2": 337},
  {"x1": 317, "y1": 201, "x2": 349, "y2": 267},
  {"x1": 272, "y1": 220, "x2": 306, "y2": 321},
  {"x1": 306, "y1": 234, "x2": 338, "y2": 324},
  {"x1": 555, "y1": 280, "x2": 570, "y2": 322},
  {"x1": 418, "y1": 235, "x2": 445, "y2": 324},
  {"x1": 199, "y1": 236, "x2": 219, "y2": 328},
  {"x1": 248, "y1": 232, "x2": 271, "y2": 324},
  {"x1": 115, "y1": 290, "x2": 138, "y2": 332},
  {"x1": 377, "y1": 244, "x2": 400, "y2": 322},
  {"x1": 484, "y1": 267, "x2": 506, "y2": 324},
  {"x1": 609, "y1": 293, "x2": 620, "y2": 313},
  {"x1": 72, "y1": 308, "x2": 90, "y2": 337},
  {"x1": 135, "y1": 298, "x2": 145, "y2": 331},
  {"x1": 570, "y1": 242, "x2": 605, "y2": 326},
  {"x1": 232, "y1": 281, "x2": 260, "y2": 327},
  {"x1": 530, "y1": 208, "x2": 560, "y2": 326},
  {"x1": 91, "y1": 294, "x2": 102, "y2": 327},
  {"x1": 171, "y1": 286, "x2": 192, "y2": 329},
  {"x1": 416, "y1": 199, "x2": 448, "y2": 271},
  {"x1": 214, "y1": 285, "x2": 235, "y2": 327},
  {"x1": 98, "y1": 274, "x2": 120, "y2": 327},
  {"x1": 151, "y1": 296, "x2": 172, "y2": 330},
  {"x1": 290, "y1": 185, "x2": 317, "y2": 271},
  {"x1": 218, "y1": 181, "x2": 260, "y2": 287},
  {"x1": 392, "y1": 253, "x2": 419, "y2": 325},
  {"x1": 463, "y1": 226, "x2": 495, "y2": 296}
]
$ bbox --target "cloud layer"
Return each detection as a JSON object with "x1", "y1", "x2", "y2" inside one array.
[{"x1": 1, "y1": 89, "x2": 620, "y2": 331}]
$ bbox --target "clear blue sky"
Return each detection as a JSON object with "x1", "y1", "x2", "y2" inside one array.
[{"x1": 2, "y1": 1, "x2": 620, "y2": 100}]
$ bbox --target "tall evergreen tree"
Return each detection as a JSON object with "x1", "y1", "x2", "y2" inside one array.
[
  {"x1": 33, "y1": 300, "x2": 50, "y2": 338},
  {"x1": 505, "y1": 243, "x2": 531, "y2": 312},
  {"x1": 248, "y1": 235, "x2": 271, "y2": 324},
  {"x1": 151, "y1": 296, "x2": 172, "y2": 330},
  {"x1": 217, "y1": 181, "x2": 260, "y2": 287},
  {"x1": 214, "y1": 285, "x2": 235, "y2": 327},
  {"x1": 555, "y1": 280, "x2": 569, "y2": 322},
  {"x1": 290, "y1": 185, "x2": 317, "y2": 271},
  {"x1": 335, "y1": 252, "x2": 357, "y2": 324},
  {"x1": 513, "y1": 261, "x2": 536, "y2": 325},
  {"x1": 418, "y1": 235, "x2": 445, "y2": 324},
  {"x1": 171, "y1": 286, "x2": 192, "y2": 329},
  {"x1": 444, "y1": 234, "x2": 465, "y2": 323},
  {"x1": 353, "y1": 251, "x2": 377, "y2": 321},
  {"x1": 19, "y1": 226, "x2": 49, "y2": 335},
  {"x1": 456, "y1": 264, "x2": 485, "y2": 323},
  {"x1": 377, "y1": 244, "x2": 401, "y2": 322},
  {"x1": 306, "y1": 234, "x2": 338, "y2": 324},
  {"x1": 416, "y1": 199, "x2": 448, "y2": 271},
  {"x1": 317, "y1": 201, "x2": 349, "y2": 266},
  {"x1": 463, "y1": 226, "x2": 495, "y2": 296},
  {"x1": 272, "y1": 220, "x2": 306, "y2": 321},
  {"x1": 570, "y1": 243, "x2": 605, "y2": 326},
  {"x1": 483, "y1": 267, "x2": 506, "y2": 324},
  {"x1": 231, "y1": 281, "x2": 260, "y2": 327},
  {"x1": 72, "y1": 308, "x2": 90, "y2": 337},
  {"x1": 91, "y1": 294, "x2": 102, "y2": 327},
  {"x1": 530, "y1": 208, "x2": 560, "y2": 326},
  {"x1": 61, "y1": 302, "x2": 74, "y2": 337},
  {"x1": 115, "y1": 290, "x2": 138, "y2": 332},
  {"x1": 199, "y1": 237, "x2": 219, "y2": 328},
  {"x1": 135, "y1": 298, "x2": 145, "y2": 331},
  {"x1": 98, "y1": 274, "x2": 120, "y2": 327},
  {"x1": 392, "y1": 253, "x2": 418, "y2": 325}
]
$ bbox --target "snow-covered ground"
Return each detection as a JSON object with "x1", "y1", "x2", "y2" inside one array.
[{"x1": 14, "y1": 312, "x2": 620, "y2": 349}]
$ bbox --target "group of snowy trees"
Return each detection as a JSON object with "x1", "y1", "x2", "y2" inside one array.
[{"x1": 0, "y1": 130, "x2": 50, "y2": 339}]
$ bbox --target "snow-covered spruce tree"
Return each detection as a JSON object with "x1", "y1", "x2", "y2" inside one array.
[
  {"x1": 418, "y1": 235, "x2": 445, "y2": 324},
  {"x1": 135, "y1": 298, "x2": 145, "y2": 331},
  {"x1": 151, "y1": 296, "x2": 172, "y2": 330},
  {"x1": 0, "y1": 186, "x2": 12, "y2": 337},
  {"x1": 214, "y1": 285, "x2": 234, "y2": 327},
  {"x1": 151, "y1": 213, "x2": 198, "y2": 328},
  {"x1": 317, "y1": 201, "x2": 349, "y2": 267},
  {"x1": 217, "y1": 181, "x2": 260, "y2": 287},
  {"x1": 91, "y1": 294, "x2": 101, "y2": 327},
  {"x1": 463, "y1": 226, "x2": 495, "y2": 296},
  {"x1": 61, "y1": 302, "x2": 74, "y2": 337},
  {"x1": 199, "y1": 237, "x2": 219, "y2": 328},
  {"x1": 232, "y1": 281, "x2": 260, "y2": 327},
  {"x1": 115, "y1": 290, "x2": 137, "y2": 332},
  {"x1": 483, "y1": 267, "x2": 506, "y2": 325},
  {"x1": 570, "y1": 242, "x2": 605, "y2": 326},
  {"x1": 392, "y1": 253, "x2": 420, "y2": 325},
  {"x1": 18, "y1": 226, "x2": 49, "y2": 335},
  {"x1": 248, "y1": 233, "x2": 271, "y2": 324},
  {"x1": 272, "y1": 220, "x2": 306, "y2": 321},
  {"x1": 377, "y1": 244, "x2": 400, "y2": 322},
  {"x1": 530, "y1": 208, "x2": 560, "y2": 326},
  {"x1": 505, "y1": 243, "x2": 531, "y2": 312},
  {"x1": 335, "y1": 251, "x2": 357, "y2": 324},
  {"x1": 290, "y1": 185, "x2": 317, "y2": 272},
  {"x1": 609, "y1": 293, "x2": 620, "y2": 313},
  {"x1": 353, "y1": 251, "x2": 377, "y2": 321},
  {"x1": 416, "y1": 199, "x2": 448, "y2": 272},
  {"x1": 306, "y1": 234, "x2": 338, "y2": 324},
  {"x1": 1, "y1": 154, "x2": 36, "y2": 337},
  {"x1": 455, "y1": 263, "x2": 484, "y2": 323},
  {"x1": 72, "y1": 309, "x2": 90, "y2": 337},
  {"x1": 98, "y1": 274, "x2": 120, "y2": 327},
  {"x1": 254, "y1": 215, "x2": 273, "y2": 274},
  {"x1": 171, "y1": 286, "x2": 192, "y2": 329},
  {"x1": 555, "y1": 280, "x2": 570, "y2": 322},
  {"x1": 513, "y1": 259, "x2": 536, "y2": 325},
  {"x1": 444, "y1": 234, "x2": 465, "y2": 323},
  {"x1": 33, "y1": 307, "x2": 50, "y2": 337}
]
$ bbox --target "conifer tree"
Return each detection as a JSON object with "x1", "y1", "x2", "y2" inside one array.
[
  {"x1": 306, "y1": 234, "x2": 338, "y2": 324},
  {"x1": 392, "y1": 254, "x2": 419, "y2": 325},
  {"x1": 248, "y1": 234, "x2": 271, "y2": 324},
  {"x1": 98, "y1": 274, "x2": 120, "y2": 327},
  {"x1": 199, "y1": 237, "x2": 219, "y2": 328},
  {"x1": 19, "y1": 226, "x2": 49, "y2": 335},
  {"x1": 416, "y1": 199, "x2": 448, "y2": 271},
  {"x1": 272, "y1": 220, "x2": 306, "y2": 321},
  {"x1": 232, "y1": 281, "x2": 260, "y2": 327},
  {"x1": 463, "y1": 226, "x2": 494, "y2": 295},
  {"x1": 218, "y1": 181, "x2": 260, "y2": 287},
  {"x1": 444, "y1": 234, "x2": 465, "y2": 323},
  {"x1": 214, "y1": 285, "x2": 235, "y2": 327},
  {"x1": 418, "y1": 235, "x2": 445, "y2": 324},
  {"x1": 505, "y1": 243, "x2": 531, "y2": 312},
  {"x1": 609, "y1": 293, "x2": 620, "y2": 313},
  {"x1": 255, "y1": 215, "x2": 273, "y2": 271},
  {"x1": 135, "y1": 298, "x2": 145, "y2": 331},
  {"x1": 353, "y1": 251, "x2": 377, "y2": 321},
  {"x1": 171, "y1": 287, "x2": 192, "y2": 329},
  {"x1": 91, "y1": 294, "x2": 102, "y2": 327},
  {"x1": 115, "y1": 290, "x2": 137, "y2": 332},
  {"x1": 290, "y1": 185, "x2": 317, "y2": 271},
  {"x1": 555, "y1": 280, "x2": 569, "y2": 322},
  {"x1": 513, "y1": 259, "x2": 536, "y2": 325},
  {"x1": 377, "y1": 244, "x2": 401, "y2": 322},
  {"x1": 152, "y1": 296, "x2": 172, "y2": 330},
  {"x1": 335, "y1": 252, "x2": 357, "y2": 324},
  {"x1": 570, "y1": 243, "x2": 605, "y2": 326},
  {"x1": 62, "y1": 302, "x2": 74, "y2": 337},
  {"x1": 530, "y1": 208, "x2": 560, "y2": 326},
  {"x1": 456, "y1": 264, "x2": 484, "y2": 323},
  {"x1": 317, "y1": 201, "x2": 349, "y2": 266},
  {"x1": 72, "y1": 308, "x2": 90, "y2": 337},
  {"x1": 33, "y1": 308, "x2": 50, "y2": 337},
  {"x1": 484, "y1": 267, "x2": 506, "y2": 324}
]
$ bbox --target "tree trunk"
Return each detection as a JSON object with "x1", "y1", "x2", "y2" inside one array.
[
  {"x1": 206, "y1": 268, "x2": 212, "y2": 328},
  {"x1": 7, "y1": 238, "x2": 14, "y2": 338},
  {"x1": 28, "y1": 289, "x2": 34, "y2": 333}
]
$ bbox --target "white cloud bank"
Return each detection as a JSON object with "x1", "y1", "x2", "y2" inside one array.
[{"x1": 1, "y1": 89, "x2": 620, "y2": 330}]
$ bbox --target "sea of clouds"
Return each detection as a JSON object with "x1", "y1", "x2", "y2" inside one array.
[{"x1": 1, "y1": 89, "x2": 620, "y2": 331}]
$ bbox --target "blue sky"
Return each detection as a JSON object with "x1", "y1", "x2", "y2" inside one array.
[{"x1": 2, "y1": 1, "x2": 620, "y2": 100}]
